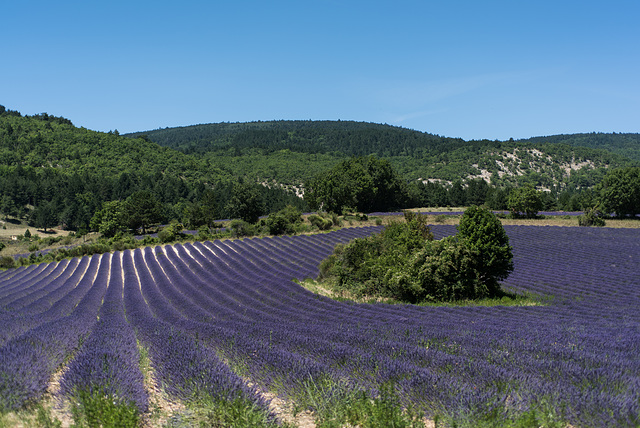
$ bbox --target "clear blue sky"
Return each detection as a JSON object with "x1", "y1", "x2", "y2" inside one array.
[{"x1": 3, "y1": 0, "x2": 639, "y2": 140}]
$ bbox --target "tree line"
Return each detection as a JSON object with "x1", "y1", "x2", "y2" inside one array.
[{"x1": 304, "y1": 156, "x2": 640, "y2": 218}]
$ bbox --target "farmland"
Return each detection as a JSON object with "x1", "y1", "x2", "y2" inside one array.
[{"x1": 0, "y1": 224, "x2": 639, "y2": 427}]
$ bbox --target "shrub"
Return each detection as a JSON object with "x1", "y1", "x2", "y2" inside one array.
[
  {"x1": 0, "y1": 256, "x2": 15, "y2": 269},
  {"x1": 265, "y1": 205, "x2": 303, "y2": 235},
  {"x1": 456, "y1": 205, "x2": 513, "y2": 296},
  {"x1": 578, "y1": 207, "x2": 606, "y2": 227},
  {"x1": 229, "y1": 220, "x2": 256, "y2": 237},
  {"x1": 319, "y1": 206, "x2": 513, "y2": 303},
  {"x1": 507, "y1": 186, "x2": 544, "y2": 218},
  {"x1": 158, "y1": 222, "x2": 184, "y2": 243},
  {"x1": 309, "y1": 214, "x2": 333, "y2": 231}
]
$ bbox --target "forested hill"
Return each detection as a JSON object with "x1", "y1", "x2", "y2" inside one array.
[
  {"x1": 126, "y1": 120, "x2": 638, "y2": 187},
  {"x1": 0, "y1": 107, "x2": 306, "y2": 231},
  {"x1": 0, "y1": 107, "x2": 228, "y2": 181},
  {"x1": 518, "y1": 133, "x2": 640, "y2": 162},
  {"x1": 125, "y1": 120, "x2": 465, "y2": 157}
]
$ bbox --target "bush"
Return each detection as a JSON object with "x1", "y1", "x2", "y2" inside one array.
[
  {"x1": 265, "y1": 205, "x2": 302, "y2": 235},
  {"x1": 229, "y1": 220, "x2": 256, "y2": 237},
  {"x1": 319, "y1": 206, "x2": 513, "y2": 303},
  {"x1": 507, "y1": 186, "x2": 544, "y2": 218},
  {"x1": 309, "y1": 214, "x2": 333, "y2": 231},
  {"x1": 578, "y1": 207, "x2": 606, "y2": 227},
  {"x1": 456, "y1": 205, "x2": 514, "y2": 296},
  {"x1": 0, "y1": 256, "x2": 15, "y2": 269},
  {"x1": 158, "y1": 222, "x2": 184, "y2": 243}
]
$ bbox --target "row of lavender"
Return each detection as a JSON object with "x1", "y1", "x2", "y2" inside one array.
[
  {"x1": 1, "y1": 225, "x2": 639, "y2": 427},
  {"x1": 0, "y1": 227, "x2": 380, "y2": 414}
]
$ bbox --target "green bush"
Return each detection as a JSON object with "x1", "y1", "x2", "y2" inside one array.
[
  {"x1": 309, "y1": 214, "x2": 334, "y2": 230},
  {"x1": 265, "y1": 205, "x2": 303, "y2": 235},
  {"x1": 507, "y1": 186, "x2": 544, "y2": 218},
  {"x1": 578, "y1": 207, "x2": 606, "y2": 227},
  {"x1": 319, "y1": 206, "x2": 513, "y2": 303},
  {"x1": 158, "y1": 222, "x2": 184, "y2": 243},
  {"x1": 0, "y1": 256, "x2": 15, "y2": 269},
  {"x1": 229, "y1": 219, "x2": 256, "y2": 237}
]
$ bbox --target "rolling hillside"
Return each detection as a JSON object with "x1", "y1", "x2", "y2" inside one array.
[{"x1": 126, "y1": 120, "x2": 638, "y2": 187}]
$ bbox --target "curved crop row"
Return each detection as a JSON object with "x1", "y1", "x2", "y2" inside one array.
[{"x1": 0, "y1": 225, "x2": 638, "y2": 427}]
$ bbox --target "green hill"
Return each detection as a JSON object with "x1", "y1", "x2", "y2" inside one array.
[
  {"x1": 0, "y1": 107, "x2": 305, "y2": 231},
  {"x1": 126, "y1": 120, "x2": 638, "y2": 188},
  {"x1": 517, "y1": 132, "x2": 640, "y2": 162}
]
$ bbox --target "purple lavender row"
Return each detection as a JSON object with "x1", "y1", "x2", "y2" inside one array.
[
  {"x1": 161, "y1": 226, "x2": 638, "y2": 426},
  {"x1": 0, "y1": 264, "x2": 47, "y2": 298},
  {"x1": 121, "y1": 250, "x2": 270, "y2": 410},
  {"x1": 0, "y1": 262, "x2": 65, "y2": 307},
  {"x1": 0, "y1": 255, "x2": 100, "y2": 346},
  {"x1": 0, "y1": 254, "x2": 108, "y2": 412},
  {"x1": 129, "y1": 247, "x2": 341, "y2": 402},
  {"x1": 4, "y1": 258, "x2": 85, "y2": 313},
  {"x1": 60, "y1": 252, "x2": 148, "y2": 411}
]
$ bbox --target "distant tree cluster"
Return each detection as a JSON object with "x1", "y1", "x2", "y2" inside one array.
[
  {"x1": 304, "y1": 156, "x2": 406, "y2": 213},
  {"x1": 319, "y1": 207, "x2": 514, "y2": 303}
]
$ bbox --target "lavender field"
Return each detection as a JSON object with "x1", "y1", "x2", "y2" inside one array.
[{"x1": 0, "y1": 225, "x2": 639, "y2": 427}]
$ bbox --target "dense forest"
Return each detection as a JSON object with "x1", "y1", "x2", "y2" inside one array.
[
  {"x1": 126, "y1": 120, "x2": 637, "y2": 187},
  {"x1": 518, "y1": 132, "x2": 640, "y2": 162},
  {"x1": 1, "y1": 104, "x2": 638, "y2": 234},
  {"x1": 0, "y1": 106, "x2": 306, "y2": 232}
]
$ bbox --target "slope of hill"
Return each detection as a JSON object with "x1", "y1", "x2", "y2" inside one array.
[
  {"x1": 0, "y1": 108, "x2": 225, "y2": 181},
  {"x1": 127, "y1": 120, "x2": 638, "y2": 188},
  {"x1": 518, "y1": 132, "x2": 640, "y2": 162},
  {"x1": 0, "y1": 107, "x2": 307, "y2": 230}
]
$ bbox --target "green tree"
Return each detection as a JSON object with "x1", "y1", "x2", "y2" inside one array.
[
  {"x1": 456, "y1": 205, "x2": 513, "y2": 295},
  {"x1": 265, "y1": 205, "x2": 302, "y2": 235},
  {"x1": 225, "y1": 182, "x2": 264, "y2": 224},
  {"x1": 122, "y1": 190, "x2": 163, "y2": 234},
  {"x1": 305, "y1": 156, "x2": 405, "y2": 213},
  {"x1": 0, "y1": 195, "x2": 18, "y2": 220},
  {"x1": 32, "y1": 201, "x2": 58, "y2": 232},
  {"x1": 90, "y1": 200, "x2": 126, "y2": 238},
  {"x1": 507, "y1": 186, "x2": 544, "y2": 218},
  {"x1": 320, "y1": 207, "x2": 512, "y2": 303},
  {"x1": 598, "y1": 167, "x2": 640, "y2": 217}
]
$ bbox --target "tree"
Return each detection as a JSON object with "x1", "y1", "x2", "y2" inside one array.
[
  {"x1": 32, "y1": 201, "x2": 58, "y2": 232},
  {"x1": 225, "y1": 182, "x2": 264, "y2": 224},
  {"x1": 265, "y1": 205, "x2": 303, "y2": 235},
  {"x1": 507, "y1": 186, "x2": 544, "y2": 218},
  {"x1": 319, "y1": 207, "x2": 513, "y2": 303},
  {"x1": 0, "y1": 195, "x2": 18, "y2": 220},
  {"x1": 598, "y1": 167, "x2": 640, "y2": 217},
  {"x1": 90, "y1": 200, "x2": 126, "y2": 237},
  {"x1": 305, "y1": 156, "x2": 405, "y2": 214},
  {"x1": 122, "y1": 190, "x2": 164, "y2": 234},
  {"x1": 456, "y1": 205, "x2": 513, "y2": 295}
]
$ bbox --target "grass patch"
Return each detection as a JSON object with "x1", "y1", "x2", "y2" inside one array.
[
  {"x1": 441, "y1": 399, "x2": 570, "y2": 428},
  {"x1": 68, "y1": 388, "x2": 140, "y2": 428},
  {"x1": 297, "y1": 278, "x2": 545, "y2": 307},
  {"x1": 0, "y1": 404, "x2": 62, "y2": 428},
  {"x1": 172, "y1": 394, "x2": 285, "y2": 428},
  {"x1": 292, "y1": 379, "x2": 424, "y2": 428}
]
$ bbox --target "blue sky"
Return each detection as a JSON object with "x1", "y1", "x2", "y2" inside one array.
[{"x1": 3, "y1": 0, "x2": 639, "y2": 140}]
